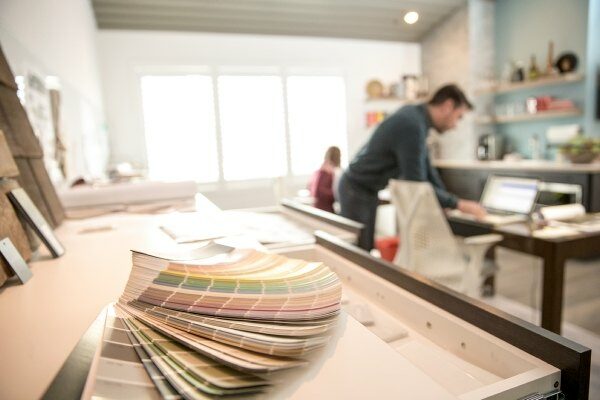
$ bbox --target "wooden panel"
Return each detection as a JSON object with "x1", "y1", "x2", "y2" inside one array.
[
  {"x1": 0, "y1": 51, "x2": 65, "y2": 226},
  {"x1": 29, "y1": 158, "x2": 65, "y2": 227},
  {"x1": 13, "y1": 157, "x2": 65, "y2": 229},
  {"x1": 0, "y1": 129, "x2": 18, "y2": 178},
  {"x1": 0, "y1": 44, "x2": 17, "y2": 90},
  {"x1": 0, "y1": 85, "x2": 43, "y2": 158},
  {"x1": 14, "y1": 158, "x2": 55, "y2": 229}
]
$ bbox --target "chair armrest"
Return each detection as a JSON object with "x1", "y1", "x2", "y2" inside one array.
[
  {"x1": 462, "y1": 233, "x2": 502, "y2": 246},
  {"x1": 459, "y1": 234, "x2": 502, "y2": 297}
]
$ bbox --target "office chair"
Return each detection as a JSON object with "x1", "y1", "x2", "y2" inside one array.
[{"x1": 388, "y1": 179, "x2": 502, "y2": 296}]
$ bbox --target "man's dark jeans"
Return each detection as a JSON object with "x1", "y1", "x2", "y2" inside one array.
[{"x1": 338, "y1": 174, "x2": 379, "y2": 251}]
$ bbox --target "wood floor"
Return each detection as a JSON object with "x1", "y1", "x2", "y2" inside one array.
[
  {"x1": 494, "y1": 247, "x2": 600, "y2": 334},
  {"x1": 492, "y1": 248, "x2": 600, "y2": 399}
]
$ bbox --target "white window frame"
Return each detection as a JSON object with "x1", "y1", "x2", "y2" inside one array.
[{"x1": 136, "y1": 66, "x2": 348, "y2": 190}]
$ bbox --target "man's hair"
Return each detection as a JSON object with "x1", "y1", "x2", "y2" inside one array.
[{"x1": 428, "y1": 84, "x2": 473, "y2": 110}]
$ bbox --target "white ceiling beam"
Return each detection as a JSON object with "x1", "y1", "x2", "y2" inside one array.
[
  {"x1": 92, "y1": 0, "x2": 459, "y2": 17},
  {"x1": 91, "y1": 0, "x2": 464, "y2": 42},
  {"x1": 97, "y1": 17, "x2": 423, "y2": 42}
]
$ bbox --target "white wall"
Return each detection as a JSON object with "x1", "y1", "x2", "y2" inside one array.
[
  {"x1": 98, "y1": 30, "x2": 420, "y2": 169},
  {"x1": 421, "y1": 5, "x2": 474, "y2": 160},
  {"x1": 420, "y1": 0, "x2": 495, "y2": 161},
  {"x1": 0, "y1": 0, "x2": 108, "y2": 179},
  {"x1": 97, "y1": 30, "x2": 420, "y2": 208}
]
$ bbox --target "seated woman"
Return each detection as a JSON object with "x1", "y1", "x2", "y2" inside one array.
[{"x1": 309, "y1": 146, "x2": 341, "y2": 213}]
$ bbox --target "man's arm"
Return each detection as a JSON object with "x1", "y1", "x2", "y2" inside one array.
[
  {"x1": 426, "y1": 156, "x2": 487, "y2": 217},
  {"x1": 426, "y1": 156, "x2": 458, "y2": 209},
  {"x1": 426, "y1": 155, "x2": 486, "y2": 217},
  {"x1": 392, "y1": 123, "x2": 485, "y2": 217},
  {"x1": 391, "y1": 121, "x2": 458, "y2": 209}
]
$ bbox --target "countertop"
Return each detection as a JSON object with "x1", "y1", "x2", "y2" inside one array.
[{"x1": 432, "y1": 159, "x2": 600, "y2": 173}]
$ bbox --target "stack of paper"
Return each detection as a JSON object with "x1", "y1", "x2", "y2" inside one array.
[
  {"x1": 160, "y1": 211, "x2": 314, "y2": 245},
  {"x1": 109, "y1": 243, "x2": 341, "y2": 398}
]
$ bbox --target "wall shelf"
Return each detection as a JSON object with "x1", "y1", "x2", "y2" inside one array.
[
  {"x1": 476, "y1": 109, "x2": 582, "y2": 124},
  {"x1": 475, "y1": 73, "x2": 584, "y2": 95}
]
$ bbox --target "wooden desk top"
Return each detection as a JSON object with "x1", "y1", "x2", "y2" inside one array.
[
  {"x1": 0, "y1": 212, "x2": 456, "y2": 400},
  {"x1": 447, "y1": 215, "x2": 600, "y2": 243},
  {"x1": 0, "y1": 214, "x2": 176, "y2": 399}
]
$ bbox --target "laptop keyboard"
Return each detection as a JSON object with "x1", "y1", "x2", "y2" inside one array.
[{"x1": 486, "y1": 209, "x2": 516, "y2": 216}]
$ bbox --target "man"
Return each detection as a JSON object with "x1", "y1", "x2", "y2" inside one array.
[{"x1": 339, "y1": 84, "x2": 486, "y2": 251}]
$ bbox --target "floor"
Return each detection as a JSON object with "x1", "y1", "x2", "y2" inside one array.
[{"x1": 487, "y1": 248, "x2": 600, "y2": 399}]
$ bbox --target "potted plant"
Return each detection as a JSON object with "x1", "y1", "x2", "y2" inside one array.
[{"x1": 559, "y1": 135, "x2": 600, "y2": 163}]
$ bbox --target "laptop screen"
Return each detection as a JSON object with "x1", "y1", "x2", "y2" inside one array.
[{"x1": 481, "y1": 176, "x2": 539, "y2": 214}]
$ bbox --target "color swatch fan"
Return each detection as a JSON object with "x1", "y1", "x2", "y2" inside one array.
[{"x1": 98, "y1": 242, "x2": 342, "y2": 399}]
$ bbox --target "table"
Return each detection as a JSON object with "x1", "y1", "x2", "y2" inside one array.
[
  {"x1": 448, "y1": 216, "x2": 600, "y2": 334},
  {"x1": 0, "y1": 212, "x2": 457, "y2": 400}
]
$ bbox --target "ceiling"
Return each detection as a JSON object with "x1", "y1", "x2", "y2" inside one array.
[{"x1": 91, "y1": 0, "x2": 466, "y2": 42}]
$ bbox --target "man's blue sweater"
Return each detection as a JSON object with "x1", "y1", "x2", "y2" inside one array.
[{"x1": 345, "y1": 103, "x2": 458, "y2": 208}]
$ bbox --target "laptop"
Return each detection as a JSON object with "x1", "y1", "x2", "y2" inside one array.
[{"x1": 451, "y1": 175, "x2": 540, "y2": 225}]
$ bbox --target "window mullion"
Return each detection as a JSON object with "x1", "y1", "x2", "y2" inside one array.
[
  {"x1": 281, "y1": 74, "x2": 293, "y2": 177},
  {"x1": 212, "y1": 71, "x2": 225, "y2": 183}
]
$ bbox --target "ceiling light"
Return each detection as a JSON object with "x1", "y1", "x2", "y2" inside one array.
[{"x1": 404, "y1": 11, "x2": 419, "y2": 25}]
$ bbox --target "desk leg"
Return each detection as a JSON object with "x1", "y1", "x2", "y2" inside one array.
[{"x1": 541, "y1": 251, "x2": 565, "y2": 334}]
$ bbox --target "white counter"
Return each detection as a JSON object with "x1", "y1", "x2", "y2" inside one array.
[{"x1": 433, "y1": 159, "x2": 600, "y2": 173}]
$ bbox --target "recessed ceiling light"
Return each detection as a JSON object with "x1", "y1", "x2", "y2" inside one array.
[{"x1": 404, "y1": 11, "x2": 419, "y2": 25}]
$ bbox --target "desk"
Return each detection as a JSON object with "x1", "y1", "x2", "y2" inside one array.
[
  {"x1": 0, "y1": 213, "x2": 450, "y2": 400},
  {"x1": 1, "y1": 212, "x2": 591, "y2": 399},
  {"x1": 448, "y1": 216, "x2": 600, "y2": 334}
]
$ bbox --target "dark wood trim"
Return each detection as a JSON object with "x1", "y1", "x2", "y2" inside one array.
[
  {"x1": 280, "y1": 198, "x2": 364, "y2": 234},
  {"x1": 541, "y1": 248, "x2": 566, "y2": 333},
  {"x1": 314, "y1": 231, "x2": 591, "y2": 400},
  {"x1": 591, "y1": 174, "x2": 600, "y2": 212},
  {"x1": 42, "y1": 307, "x2": 107, "y2": 400},
  {"x1": 447, "y1": 216, "x2": 492, "y2": 237}
]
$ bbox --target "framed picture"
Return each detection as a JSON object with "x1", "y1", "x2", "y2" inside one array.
[
  {"x1": 0, "y1": 238, "x2": 32, "y2": 284},
  {"x1": 8, "y1": 188, "x2": 64, "y2": 257}
]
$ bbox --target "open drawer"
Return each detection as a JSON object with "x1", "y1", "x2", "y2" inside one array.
[{"x1": 275, "y1": 232, "x2": 590, "y2": 400}]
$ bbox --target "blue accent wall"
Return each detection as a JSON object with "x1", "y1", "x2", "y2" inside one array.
[
  {"x1": 494, "y1": 0, "x2": 590, "y2": 158},
  {"x1": 585, "y1": 0, "x2": 600, "y2": 137}
]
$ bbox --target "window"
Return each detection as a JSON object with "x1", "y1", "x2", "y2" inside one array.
[
  {"x1": 286, "y1": 76, "x2": 347, "y2": 175},
  {"x1": 218, "y1": 76, "x2": 287, "y2": 181},
  {"x1": 140, "y1": 75, "x2": 218, "y2": 182},
  {"x1": 140, "y1": 71, "x2": 347, "y2": 183}
]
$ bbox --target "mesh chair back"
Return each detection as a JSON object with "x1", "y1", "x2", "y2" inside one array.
[{"x1": 389, "y1": 179, "x2": 465, "y2": 287}]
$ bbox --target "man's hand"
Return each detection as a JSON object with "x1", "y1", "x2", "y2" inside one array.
[{"x1": 457, "y1": 199, "x2": 487, "y2": 219}]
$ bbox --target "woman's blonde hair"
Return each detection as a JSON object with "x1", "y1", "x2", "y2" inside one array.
[{"x1": 324, "y1": 146, "x2": 341, "y2": 167}]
